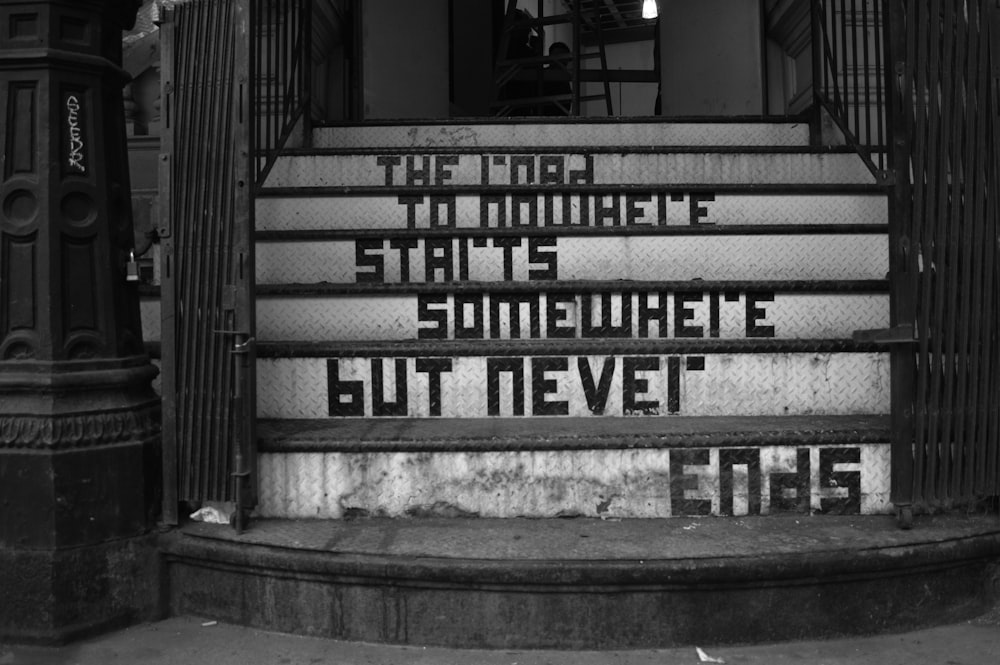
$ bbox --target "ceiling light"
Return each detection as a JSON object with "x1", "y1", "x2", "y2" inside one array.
[{"x1": 642, "y1": 0, "x2": 658, "y2": 20}]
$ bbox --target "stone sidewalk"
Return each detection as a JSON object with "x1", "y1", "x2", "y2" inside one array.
[{"x1": 3, "y1": 603, "x2": 999, "y2": 665}]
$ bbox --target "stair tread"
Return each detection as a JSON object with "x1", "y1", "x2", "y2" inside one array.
[
  {"x1": 258, "y1": 414, "x2": 890, "y2": 452},
  {"x1": 176, "y1": 513, "x2": 1000, "y2": 565}
]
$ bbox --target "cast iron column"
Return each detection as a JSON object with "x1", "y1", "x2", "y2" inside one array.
[{"x1": 0, "y1": 0, "x2": 161, "y2": 644}]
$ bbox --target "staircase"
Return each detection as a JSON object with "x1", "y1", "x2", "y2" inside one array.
[
  {"x1": 239, "y1": 117, "x2": 892, "y2": 520},
  {"x1": 141, "y1": 117, "x2": 1000, "y2": 648}
]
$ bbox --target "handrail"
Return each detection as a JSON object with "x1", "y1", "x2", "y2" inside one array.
[
  {"x1": 250, "y1": 0, "x2": 312, "y2": 190},
  {"x1": 812, "y1": 0, "x2": 891, "y2": 181}
]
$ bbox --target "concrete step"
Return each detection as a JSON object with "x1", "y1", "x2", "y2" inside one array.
[
  {"x1": 264, "y1": 149, "x2": 876, "y2": 189},
  {"x1": 255, "y1": 347, "x2": 889, "y2": 419},
  {"x1": 255, "y1": 189, "x2": 888, "y2": 231},
  {"x1": 311, "y1": 118, "x2": 811, "y2": 149},
  {"x1": 161, "y1": 514, "x2": 1000, "y2": 647},
  {"x1": 255, "y1": 232, "x2": 888, "y2": 284}
]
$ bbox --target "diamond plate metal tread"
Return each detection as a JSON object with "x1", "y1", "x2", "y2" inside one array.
[
  {"x1": 256, "y1": 291, "x2": 888, "y2": 342},
  {"x1": 256, "y1": 338, "x2": 884, "y2": 357},
  {"x1": 256, "y1": 351, "x2": 890, "y2": 419},
  {"x1": 257, "y1": 414, "x2": 889, "y2": 452},
  {"x1": 256, "y1": 234, "x2": 889, "y2": 284},
  {"x1": 255, "y1": 191, "x2": 889, "y2": 232},
  {"x1": 311, "y1": 120, "x2": 811, "y2": 149},
  {"x1": 264, "y1": 151, "x2": 876, "y2": 188}
]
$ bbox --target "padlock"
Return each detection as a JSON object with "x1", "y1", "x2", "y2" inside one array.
[{"x1": 126, "y1": 250, "x2": 139, "y2": 282}]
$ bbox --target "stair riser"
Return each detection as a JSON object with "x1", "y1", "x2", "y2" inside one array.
[
  {"x1": 257, "y1": 353, "x2": 889, "y2": 419},
  {"x1": 256, "y1": 235, "x2": 888, "y2": 284},
  {"x1": 255, "y1": 192, "x2": 888, "y2": 231},
  {"x1": 266, "y1": 153, "x2": 875, "y2": 188},
  {"x1": 254, "y1": 293, "x2": 888, "y2": 342},
  {"x1": 257, "y1": 443, "x2": 891, "y2": 519},
  {"x1": 142, "y1": 293, "x2": 888, "y2": 344},
  {"x1": 312, "y1": 122, "x2": 811, "y2": 149}
]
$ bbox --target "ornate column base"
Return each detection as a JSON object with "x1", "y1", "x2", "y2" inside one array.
[{"x1": 0, "y1": 359, "x2": 163, "y2": 644}]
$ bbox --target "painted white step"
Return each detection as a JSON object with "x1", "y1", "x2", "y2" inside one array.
[
  {"x1": 255, "y1": 291, "x2": 888, "y2": 343},
  {"x1": 255, "y1": 191, "x2": 889, "y2": 232},
  {"x1": 264, "y1": 151, "x2": 876, "y2": 188},
  {"x1": 311, "y1": 121, "x2": 811, "y2": 149},
  {"x1": 255, "y1": 234, "x2": 888, "y2": 284},
  {"x1": 256, "y1": 352, "x2": 890, "y2": 419},
  {"x1": 257, "y1": 433, "x2": 892, "y2": 519}
]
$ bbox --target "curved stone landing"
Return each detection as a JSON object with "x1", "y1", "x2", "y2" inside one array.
[{"x1": 161, "y1": 514, "x2": 1000, "y2": 649}]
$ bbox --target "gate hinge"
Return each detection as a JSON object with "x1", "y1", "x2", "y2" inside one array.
[{"x1": 852, "y1": 324, "x2": 915, "y2": 345}]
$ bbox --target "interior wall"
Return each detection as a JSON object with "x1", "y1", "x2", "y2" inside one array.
[
  {"x1": 451, "y1": 0, "x2": 494, "y2": 116},
  {"x1": 361, "y1": 0, "x2": 450, "y2": 119},
  {"x1": 658, "y1": 0, "x2": 764, "y2": 116},
  {"x1": 581, "y1": 40, "x2": 658, "y2": 117}
]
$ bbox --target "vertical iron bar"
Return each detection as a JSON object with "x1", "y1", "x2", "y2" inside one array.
[
  {"x1": 158, "y1": 6, "x2": 178, "y2": 525},
  {"x1": 887, "y1": 0, "x2": 916, "y2": 514},
  {"x1": 850, "y1": 0, "x2": 861, "y2": 141}
]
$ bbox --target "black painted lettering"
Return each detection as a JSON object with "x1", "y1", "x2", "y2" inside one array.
[
  {"x1": 546, "y1": 293, "x2": 576, "y2": 338},
  {"x1": 424, "y1": 238, "x2": 454, "y2": 282},
  {"x1": 626, "y1": 194, "x2": 652, "y2": 225},
  {"x1": 511, "y1": 155, "x2": 535, "y2": 184},
  {"x1": 539, "y1": 155, "x2": 566, "y2": 184},
  {"x1": 578, "y1": 357, "x2": 616, "y2": 414},
  {"x1": 480, "y1": 155, "x2": 491, "y2": 185},
  {"x1": 569, "y1": 154, "x2": 594, "y2": 184},
  {"x1": 492, "y1": 237, "x2": 522, "y2": 281},
  {"x1": 667, "y1": 356, "x2": 681, "y2": 413},
  {"x1": 512, "y1": 194, "x2": 538, "y2": 226},
  {"x1": 355, "y1": 239, "x2": 384, "y2": 283},
  {"x1": 720, "y1": 449, "x2": 762, "y2": 515},
  {"x1": 689, "y1": 192, "x2": 715, "y2": 225},
  {"x1": 819, "y1": 447, "x2": 861, "y2": 514},
  {"x1": 638, "y1": 292, "x2": 669, "y2": 338},
  {"x1": 406, "y1": 155, "x2": 431, "y2": 186},
  {"x1": 594, "y1": 194, "x2": 621, "y2": 226},
  {"x1": 389, "y1": 238, "x2": 418, "y2": 283},
  {"x1": 746, "y1": 291, "x2": 775, "y2": 338},
  {"x1": 674, "y1": 291, "x2": 704, "y2": 338},
  {"x1": 454, "y1": 293, "x2": 484, "y2": 339},
  {"x1": 435, "y1": 155, "x2": 459, "y2": 185},
  {"x1": 480, "y1": 194, "x2": 506, "y2": 227},
  {"x1": 398, "y1": 195, "x2": 423, "y2": 229},
  {"x1": 582, "y1": 293, "x2": 631, "y2": 338},
  {"x1": 489, "y1": 293, "x2": 541, "y2": 339},
  {"x1": 416, "y1": 358, "x2": 452, "y2": 416},
  {"x1": 377, "y1": 155, "x2": 402, "y2": 186},
  {"x1": 487, "y1": 357, "x2": 525, "y2": 416},
  {"x1": 623, "y1": 356, "x2": 659, "y2": 414},
  {"x1": 327, "y1": 359, "x2": 364, "y2": 416},
  {"x1": 532, "y1": 357, "x2": 569, "y2": 415},
  {"x1": 429, "y1": 195, "x2": 457, "y2": 228},
  {"x1": 417, "y1": 294, "x2": 448, "y2": 339},
  {"x1": 371, "y1": 358, "x2": 408, "y2": 416},
  {"x1": 769, "y1": 448, "x2": 811, "y2": 512},
  {"x1": 709, "y1": 291, "x2": 721, "y2": 338},
  {"x1": 458, "y1": 237, "x2": 471, "y2": 281},
  {"x1": 528, "y1": 237, "x2": 558, "y2": 280},
  {"x1": 670, "y1": 449, "x2": 712, "y2": 515}
]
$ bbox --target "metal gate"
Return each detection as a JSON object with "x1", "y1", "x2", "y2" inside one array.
[
  {"x1": 159, "y1": 0, "x2": 255, "y2": 527},
  {"x1": 888, "y1": 0, "x2": 1000, "y2": 514}
]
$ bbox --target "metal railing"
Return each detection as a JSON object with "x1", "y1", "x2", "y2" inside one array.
[
  {"x1": 251, "y1": 0, "x2": 312, "y2": 188},
  {"x1": 812, "y1": 0, "x2": 891, "y2": 179},
  {"x1": 888, "y1": 0, "x2": 1000, "y2": 509}
]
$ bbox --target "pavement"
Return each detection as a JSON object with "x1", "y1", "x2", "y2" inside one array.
[{"x1": 2, "y1": 602, "x2": 999, "y2": 665}]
